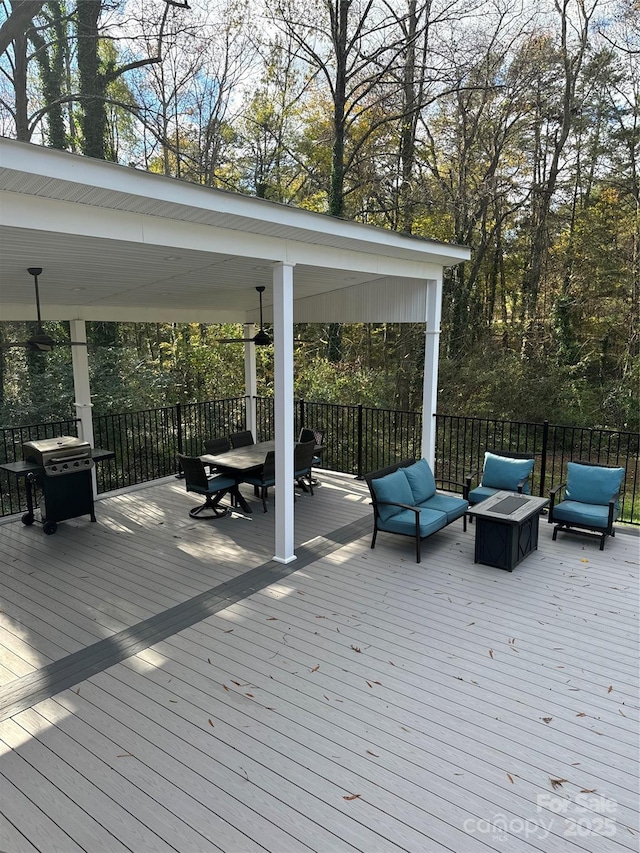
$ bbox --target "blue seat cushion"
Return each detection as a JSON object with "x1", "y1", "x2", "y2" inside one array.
[
  {"x1": 207, "y1": 474, "x2": 236, "y2": 492},
  {"x1": 553, "y1": 500, "x2": 617, "y2": 528},
  {"x1": 379, "y1": 507, "x2": 448, "y2": 538},
  {"x1": 565, "y1": 463, "x2": 624, "y2": 507},
  {"x1": 403, "y1": 458, "x2": 436, "y2": 503},
  {"x1": 419, "y1": 494, "x2": 468, "y2": 523},
  {"x1": 243, "y1": 475, "x2": 275, "y2": 487},
  {"x1": 468, "y1": 485, "x2": 500, "y2": 505},
  {"x1": 482, "y1": 452, "x2": 534, "y2": 492},
  {"x1": 371, "y1": 470, "x2": 415, "y2": 522}
]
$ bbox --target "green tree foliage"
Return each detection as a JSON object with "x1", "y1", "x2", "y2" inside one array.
[{"x1": 0, "y1": 0, "x2": 638, "y2": 431}]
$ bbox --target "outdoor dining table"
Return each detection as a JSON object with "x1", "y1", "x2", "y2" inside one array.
[{"x1": 200, "y1": 439, "x2": 324, "y2": 511}]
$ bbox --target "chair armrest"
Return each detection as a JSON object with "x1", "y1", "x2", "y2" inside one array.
[
  {"x1": 548, "y1": 482, "x2": 566, "y2": 520},
  {"x1": 607, "y1": 500, "x2": 616, "y2": 529},
  {"x1": 516, "y1": 476, "x2": 529, "y2": 493},
  {"x1": 437, "y1": 477, "x2": 468, "y2": 493}
]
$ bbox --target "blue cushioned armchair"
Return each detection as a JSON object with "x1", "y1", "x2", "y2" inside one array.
[
  {"x1": 548, "y1": 461, "x2": 625, "y2": 550},
  {"x1": 464, "y1": 451, "x2": 535, "y2": 507},
  {"x1": 365, "y1": 458, "x2": 468, "y2": 563}
]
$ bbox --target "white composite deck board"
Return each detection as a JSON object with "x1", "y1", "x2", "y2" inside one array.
[
  {"x1": 322, "y1": 528, "x2": 639, "y2": 678},
  {"x1": 0, "y1": 771, "x2": 84, "y2": 853},
  {"x1": 235, "y1": 590, "x2": 638, "y2": 757},
  {"x1": 9, "y1": 706, "x2": 208, "y2": 853},
  {"x1": 125, "y1": 635, "x2": 600, "y2": 853},
  {"x1": 162, "y1": 625, "x2": 638, "y2": 849},
  {"x1": 0, "y1": 811, "x2": 40, "y2": 853},
  {"x1": 249, "y1": 555, "x2": 639, "y2": 708},
  {"x1": 50, "y1": 680, "x2": 351, "y2": 853},
  {"x1": 0, "y1": 729, "x2": 131, "y2": 853},
  {"x1": 16, "y1": 699, "x2": 226, "y2": 853},
  {"x1": 179, "y1": 600, "x2": 639, "y2": 823},
  {"x1": 246, "y1": 548, "x2": 639, "y2": 720},
  {"x1": 0, "y1": 716, "x2": 175, "y2": 853},
  {"x1": 86, "y1": 666, "x2": 475, "y2": 853},
  {"x1": 0, "y1": 473, "x2": 636, "y2": 853}
]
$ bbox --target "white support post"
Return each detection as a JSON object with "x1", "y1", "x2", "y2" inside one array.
[
  {"x1": 272, "y1": 262, "x2": 296, "y2": 564},
  {"x1": 243, "y1": 326, "x2": 257, "y2": 440},
  {"x1": 421, "y1": 277, "x2": 443, "y2": 470},
  {"x1": 69, "y1": 319, "x2": 97, "y2": 494}
]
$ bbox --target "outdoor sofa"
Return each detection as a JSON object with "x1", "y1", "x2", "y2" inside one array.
[{"x1": 365, "y1": 458, "x2": 468, "y2": 563}]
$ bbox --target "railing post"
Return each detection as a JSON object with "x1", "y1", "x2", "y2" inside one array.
[
  {"x1": 299, "y1": 399, "x2": 305, "y2": 431},
  {"x1": 175, "y1": 403, "x2": 184, "y2": 478},
  {"x1": 355, "y1": 404, "x2": 364, "y2": 479},
  {"x1": 539, "y1": 419, "x2": 549, "y2": 497}
]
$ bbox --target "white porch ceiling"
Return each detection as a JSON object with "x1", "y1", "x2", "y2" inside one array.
[{"x1": 0, "y1": 139, "x2": 471, "y2": 324}]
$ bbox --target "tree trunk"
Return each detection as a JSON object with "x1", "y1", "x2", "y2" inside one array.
[{"x1": 76, "y1": 0, "x2": 107, "y2": 159}]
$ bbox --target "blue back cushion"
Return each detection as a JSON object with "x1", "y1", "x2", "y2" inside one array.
[
  {"x1": 372, "y1": 469, "x2": 415, "y2": 522},
  {"x1": 482, "y1": 452, "x2": 534, "y2": 492},
  {"x1": 565, "y1": 462, "x2": 625, "y2": 506},
  {"x1": 403, "y1": 458, "x2": 436, "y2": 503}
]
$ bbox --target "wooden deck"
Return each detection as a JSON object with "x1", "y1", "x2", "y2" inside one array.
[{"x1": 0, "y1": 471, "x2": 637, "y2": 852}]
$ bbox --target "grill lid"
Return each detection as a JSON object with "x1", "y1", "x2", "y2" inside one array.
[{"x1": 23, "y1": 436, "x2": 91, "y2": 465}]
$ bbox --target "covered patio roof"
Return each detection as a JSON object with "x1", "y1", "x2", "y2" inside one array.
[
  {"x1": 0, "y1": 138, "x2": 469, "y2": 325},
  {"x1": 0, "y1": 137, "x2": 471, "y2": 565}
]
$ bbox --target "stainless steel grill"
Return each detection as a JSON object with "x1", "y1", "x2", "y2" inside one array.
[{"x1": 22, "y1": 436, "x2": 94, "y2": 477}]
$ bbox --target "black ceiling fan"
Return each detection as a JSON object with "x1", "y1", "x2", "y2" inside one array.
[
  {"x1": 1, "y1": 268, "x2": 89, "y2": 353},
  {"x1": 217, "y1": 286, "x2": 272, "y2": 346}
]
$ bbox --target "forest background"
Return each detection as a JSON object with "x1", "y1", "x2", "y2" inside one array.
[{"x1": 0, "y1": 0, "x2": 638, "y2": 431}]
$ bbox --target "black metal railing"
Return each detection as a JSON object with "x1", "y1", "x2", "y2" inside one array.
[{"x1": 1, "y1": 401, "x2": 638, "y2": 525}]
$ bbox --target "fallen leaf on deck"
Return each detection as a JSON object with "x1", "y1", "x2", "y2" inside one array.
[
  {"x1": 208, "y1": 719, "x2": 215, "y2": 727},
  {"x1": 223, "y1": 684, "x2": 230, "y2": 691},
  {"x1": 580, "y1": 558, "x2": 589, "y2": 563},
  {"x1": 607, "y1": 685, "x2": 613, "y2": 693},
  {"x1": 580, "y1": 788, "x2": 596, "y2": 793},
  {"x1": 207, "y1": 658, "x2": 211, "y2": 664},
  {"x1": 467, "y1": 622, "x2": 475, "y2": 627},
  {"x1": 245, "y1": 693, "x2": 254, "y2": 698},
  {"x1": 267, "y1": 617, "x2": 277, "y2": 621},
  {"x1": 169, "y1": 699, "x2": 178, "y2": 703},
  {"x1": 389, "y1": 660, "x2": 395, "y2": 666},
  {"x1": 366, "y1": 681, "x2": 373, "y2": 688},
  {"x1": 231, "y1": 680, "x2": 242, "y2": 686},
  {"x1": 366, "y1": 750, "x2": 379, "y2": 757},
  {"x1": 343, "y1": 794, "x2": 361, "y2": 801},
  {"x1": 224, "y1": 629, "x2": 233, "y2": 633},
  {"x1": 576, "y1": 712, "x2": 586, "y2": 717},
  {"x1": 489, "y1": 649, "x2": 494, "y2": 658},
  {"x1": 351, "y1": 646, "x2": 362, "y2": 653},
  {"x1": 550, "y1": 778, "x2": 568, "y2": 789},
  {"x1": 507, "y1": 773, "x2": 514, "y2": 784},
  {"x1": 311, "y1": 664, "x2": 320, "y2": 672}
]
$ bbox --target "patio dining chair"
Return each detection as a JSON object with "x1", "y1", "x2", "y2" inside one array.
[
  {"x1": 229, "y1": 430, "x2": 254, "y2": 449},
  {"x1": 240, "y1": 450, "x2": 276, "y2": 512},
  {"x1": 177, "y1": 453, "x2": 240, "y2": 519},
  {"x1": 294, "y1": 439, "x2": 316, "y2": 495},
  {"x1": 299, "y1": 427, "x2": 324, "y2": 466},
  {"x1": 204, "y1": 436, "x2": 230, "y2": 455}
]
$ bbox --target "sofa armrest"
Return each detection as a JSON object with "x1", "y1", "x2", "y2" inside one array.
[
  {"x1": 463, "y1": 470, "x2": 480, "y2": 499},
  {"x1": 371, "y1": 499, "x2": 419, "y2": 514}
]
